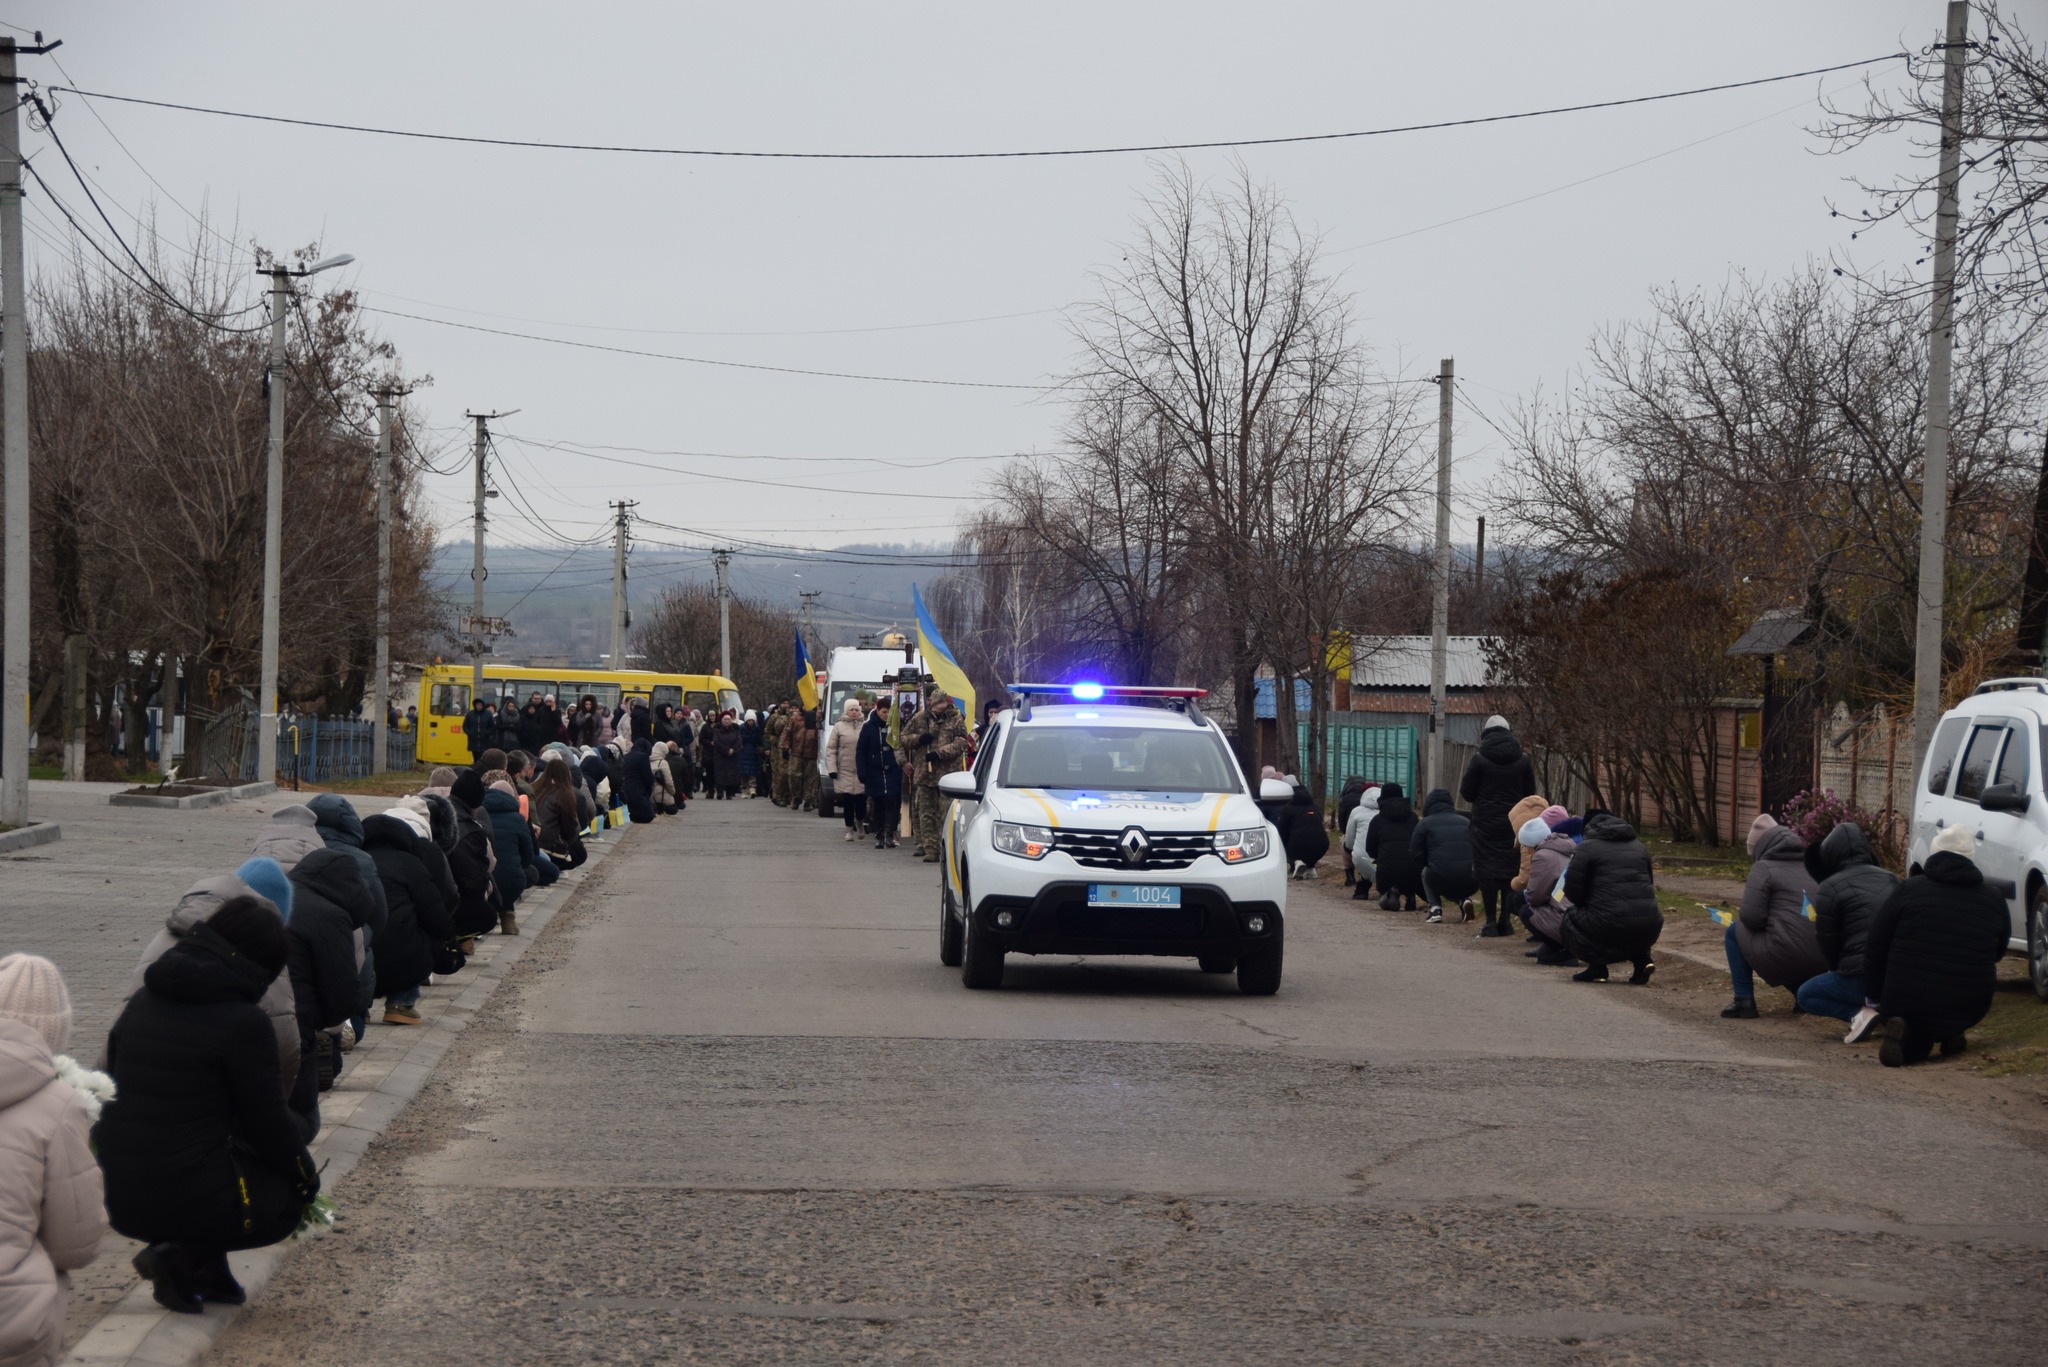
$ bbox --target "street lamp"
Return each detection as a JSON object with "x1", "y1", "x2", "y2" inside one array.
[{"x1": 257, "y1": 252, "x2": 353, "y2": 786}]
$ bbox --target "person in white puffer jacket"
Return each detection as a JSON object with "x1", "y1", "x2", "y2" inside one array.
[
  {"x1": 1342, "y1": 785, "x2": 1380, "y2": 902},
  {"x1": 0, "y1": 955, "x2": 107, "y2": 1367}
]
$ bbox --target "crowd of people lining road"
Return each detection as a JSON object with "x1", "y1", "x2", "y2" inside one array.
[{"x1": 0, "y1": 699, "x2": 2016, "y2": 1362}]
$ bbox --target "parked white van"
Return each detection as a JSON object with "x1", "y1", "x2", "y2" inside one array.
[{"x1": 1910, "y1": 678, "x2": 2048, "y2": 999}]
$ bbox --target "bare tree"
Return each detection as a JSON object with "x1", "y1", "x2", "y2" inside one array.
[{"x1": 635, "y1": 581, "x2": 797, "y2": 711}]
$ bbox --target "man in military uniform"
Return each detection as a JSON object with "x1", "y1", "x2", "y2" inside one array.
[
  {"x1": 764, "y1": 703, "x2": 790, "y2": 806},
  {"x1": 903, "y1": 685, "x2": 970, "y2": 862}
]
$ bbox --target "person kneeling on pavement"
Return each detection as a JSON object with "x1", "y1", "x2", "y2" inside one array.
[
  {"x1": 362, "y1": 807, "x2": 458, "y2": 1026},
  {"x1": 1279, "y1": 779, "x2": 1330, "y2": 880},
  {"x1": 1366, "y1": 783, "x2": 1422, "y2": 911},
  {"x1": 1559, "y1": 812, "x2": 1662, "y2": 985},
  {"x1": 1863, "y1": 824, "x2": 2009, "y2": 1067},
  {"x1": 97, "y1": 897, "x2": 321, "y2": 1315},
  {"x1": 281, "y1": 851, "x2": 371, "y2": 1134},
  {"x1": 1520, "y1": 814, "x2": 1580, "y2": 966},
  {"x1": 1720, "y1": 813, "x2": 1827, "y2": 1020},
  {"x1": 1411, "y1": 788, "x2": 1478, "y2": 925},
  {"x1": 1343, "y1": 784, "x2": 1380, "y2": 901},
  {"x1": 1799, "y1": 821, "x2": 1898, "y2": 1040}
]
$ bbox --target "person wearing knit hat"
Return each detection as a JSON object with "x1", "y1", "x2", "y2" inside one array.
[
  {"x1": 1517, "y1": 816, "x2": 1554, "y2": 849},
  {"x1": 0, "y1": 953, "x2": 108, "y2": 1361},
  {"x1": 1721, "y1": 812, "x2": 1824, "y2": 1020},
  {"x1": 1862, "y1": 821, "x2": 2008, "y2": 1067},
  {"x1": 1541, "y1": 805, "x2": 1570, "y2": 828},
  {"x1": 1745, "y1": 810, "x2": 1780, "y2": 858},
  {"x1": 1460, "y1": 714, "x2": 1538, "y2": 937},
  {"x1": 234, "y1": 857, "x2": 294, "y2": 924}
]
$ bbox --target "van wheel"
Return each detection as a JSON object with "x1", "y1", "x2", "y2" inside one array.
[
  {"x1": 1236, "y1": 921, "x2": 1284, "y2": 996},
  {"x1": 961, "y1": 905, "x2": 1004, "y2": 989},
  {"x1": 2030, "y1": 886, "x2": 2048, "y2": 1004},
  {"x1": 939, "y1": 877, "x2": 964, "y2": 968}
]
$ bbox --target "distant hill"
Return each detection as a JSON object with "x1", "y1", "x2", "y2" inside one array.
[{"x1": 430, "y1": 541, "x2": 953, "y2": 665}]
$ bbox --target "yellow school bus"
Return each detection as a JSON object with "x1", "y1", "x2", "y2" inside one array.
[{"x1": 415, "y1": 663, "x2": 742, "y2": 767}]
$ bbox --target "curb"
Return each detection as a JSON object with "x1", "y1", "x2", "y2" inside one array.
[
  {"x1": 107, "y1": 782, "x2": 277, "y2": 811},
  {"x1": 0, "y1": 821, "x2": 62, "y2": 853},
  {"x1": 61, "y1": 824, "x2": 635, "y2": 1367}
]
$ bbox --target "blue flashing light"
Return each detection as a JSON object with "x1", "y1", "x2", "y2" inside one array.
[{"x1": 1070, "y1": 682, "x2": 1105, "y2": 700}]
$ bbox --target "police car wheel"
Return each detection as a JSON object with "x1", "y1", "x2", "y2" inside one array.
[
  {"x1": 1236, "y1": 921, "x2": 1283, "y2": 996},
  {"x1": 960, "y1": 903, "x2": 1004, "y2": 989},
  {"x1": 2030, "y1": 886, "x2": 2048, "y2": 1004},
  {"x1": 939, "y1": 876, "x2": 965, "y2": 968}
]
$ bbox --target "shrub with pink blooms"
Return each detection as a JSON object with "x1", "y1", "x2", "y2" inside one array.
[{"x1": 1780, "y1": 787, "x2": 1903, "y2": 871}]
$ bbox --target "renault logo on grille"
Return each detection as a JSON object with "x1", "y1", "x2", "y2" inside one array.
[{"x1": 1118, "y1": 827, "x2": 1150, "y2": 866}]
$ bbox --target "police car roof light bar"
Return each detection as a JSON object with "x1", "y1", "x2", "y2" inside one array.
[{"x1": 1005, "y1": 683, "x2": 1212, "y2": 726}]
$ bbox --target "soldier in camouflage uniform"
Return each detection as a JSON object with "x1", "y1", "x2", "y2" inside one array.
[
  {"x1": 764, "y1": 704, "x2": 790, "y2": 806},
  {"x1": 903, "y1": 686, "x2": 970, "y2": 862},
  {"x1": 796, "y1": 709, "x2": 822, "y2": 811}
]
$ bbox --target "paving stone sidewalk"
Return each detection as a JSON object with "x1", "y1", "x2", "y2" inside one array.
[{"x1": 0, "y1": 778, "x2": 631, "y2": 1366}]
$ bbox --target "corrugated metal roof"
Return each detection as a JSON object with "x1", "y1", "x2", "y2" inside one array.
[
  {"x1": 1348, "y1": 635, "x2": 1493, "y2": 691},
  {"x1": 1253, "y1": 677, "x2": 1313, "y2": 720}
]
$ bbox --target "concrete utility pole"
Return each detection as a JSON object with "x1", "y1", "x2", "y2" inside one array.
[
  {"x1": 715, "y1": 549, "x2": 733, "y2": 680},
  {"x1": 256, "y1": 265, "x2": 290, "y2": 786},
  {"x1": 469, "y1": 413, "x2": 490, "y2": 702},
  {"x1": 0, "y1": 34, "x2": 51, "y2": 826},
  {"x1": 609, "y1": 501, "x2": 637, "y2": 667},
  {"x1": 798, "y1": 589, "x2": 821, "y2": 654},
  {"x1": 1427, "y1": 358, "x2": 1454, "y2": 795},
  {"x1": 1911, "y1": 0, "x2": 1971, "y2": 764},
  {"x1": 370, "y1": 386, "x2": 396, "y2": 773}
]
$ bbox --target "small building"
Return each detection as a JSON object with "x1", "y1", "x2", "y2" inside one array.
[{"x1": 1342, "y1": 635, "x2": 1500, "y2": 745}]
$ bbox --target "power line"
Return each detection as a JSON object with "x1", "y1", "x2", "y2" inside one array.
[
  {"x1": 496, "y1": 434, "x2": 985, "y2": 501},
  {"x1": 361, "y1": 289, "x2": 1061, "y2": 339},
  {"x1": 361, "y1": 306, "x2": 1053, "y2": 390},
  {"x1": 502, "y1": 430, "x2": 1035, "y2": 468},
  {"x1": 51, "y1": 56, "x2": 1904, "y2": 160}
]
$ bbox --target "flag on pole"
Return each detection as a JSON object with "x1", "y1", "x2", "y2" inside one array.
[
  {"x1": 912, "y1": 584, "x2": 976, "y2": 717},
  {"x1": 794, "y1": 630, "x2": 819, "y2": 710}
]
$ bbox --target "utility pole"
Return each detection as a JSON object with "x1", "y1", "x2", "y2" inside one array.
[
  {"x1": 469, "y1": 413, "x2": 491, "y2": 703},
  {"x1": 1427, "y1": 358, "x2": 1454, "y2": 795},
  {"x1": 1911, "y1": 0, "x2": 1971, "y2": 763},
  {"x1": 798, "y1": 589, "x2": 821, "y2": 655},
  {"x1": 369, "y1": 385, "x2": 402, "y2": 773},
  {"x1": 256, "y1": 264, "x2": 291, "y2": 786},
  {"x1": 609, "y1": 501, "x2": 637, "y2": 668},
  {"x1": 714, "y1": 549, "x2": 732, "y2": 680},
  {"x1": 0, "y1": 34, "x2": 56, "y2": 826}
]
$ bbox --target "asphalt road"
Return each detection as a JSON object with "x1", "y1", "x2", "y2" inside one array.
[{"x1": 207, "y1": 798, "x2": 2048, "y2": 1365}]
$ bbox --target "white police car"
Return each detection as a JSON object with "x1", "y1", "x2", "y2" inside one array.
[{"x1": 935, "y1": 683, "x2": 1293, "y2": 994}]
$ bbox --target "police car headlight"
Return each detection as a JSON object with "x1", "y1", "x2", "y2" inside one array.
[
  {"x1": 1212, "y1": 828, "x2": 1270, "y2": 863},
  {"x1": 992, "y1": 821, "x2": 1055, "y2": 860}
]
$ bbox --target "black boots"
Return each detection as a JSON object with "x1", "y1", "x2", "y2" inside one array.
[{"x1": 1721, "y1": 997, "x2": 1758, "y2": 1019}]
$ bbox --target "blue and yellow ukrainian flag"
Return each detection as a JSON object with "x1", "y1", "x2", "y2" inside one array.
[
  {"x1": 795, "y1": 630, "x2": 820, "y2": 710},
  {"x1": 912, "y1": 584, "x2": 976, "y2": 717}
]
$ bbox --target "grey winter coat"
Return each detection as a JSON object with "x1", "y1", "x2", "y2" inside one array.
[
  {"x1": 1736, "y1": 824, "x2": 1827, "y2": 990},
  {"x1": 1524, "y1": 831, "x2": 1577, "y2": 942},
  {"x1": 1804, "y1": 823, "x2": 1897, "y2": 981},
  {"x1": 113, "y1": 875, "x2": 300, "y2": 1097},
  {"x1": 249, "y1": 804, "x2": 325, "y2": 871}
]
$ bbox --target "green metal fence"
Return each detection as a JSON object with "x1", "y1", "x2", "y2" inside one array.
[{"x1": 1297, "y1": 718, "x2": 1415, "y2": 802}]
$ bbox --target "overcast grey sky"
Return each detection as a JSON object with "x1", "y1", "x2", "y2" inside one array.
[{"x1": 15, "y1": 1, "x2": 1966, "y2": 602}]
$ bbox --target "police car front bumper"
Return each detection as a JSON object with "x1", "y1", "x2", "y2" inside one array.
[{"x1": 968, "y1": 881, "x2": 1282, "y2": 960}]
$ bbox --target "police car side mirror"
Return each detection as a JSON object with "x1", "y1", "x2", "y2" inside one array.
[
  {"x1": 1259, "y1": 779, "x2": 1294, "y2": 803},
  {"x1": 938, "y1": 771, "x2": 981, "y2": 801},
  {"x1": 1980, "y1": 782, "x2": 2030, "y2": 814}
]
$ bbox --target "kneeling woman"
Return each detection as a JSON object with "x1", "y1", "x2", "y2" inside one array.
[{"x1": 96, "y1": 896, "x2": 319, "y2": 1313}]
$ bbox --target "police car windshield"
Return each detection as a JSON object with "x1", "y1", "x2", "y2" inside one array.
[{"x1": 1001, "y1": 726, "x2": 1240, "y2": 794}]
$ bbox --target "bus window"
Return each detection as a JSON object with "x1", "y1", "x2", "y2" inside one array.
[
  {"x1": 684, "y1": 690, "x2": 715, "y2": 712},
  {"x1": 483, "y1": 679, "x2": 506, "y2": 706},
  {"x1": 651, "y1": 686, "x2": 682, "y2": 711},
  {"x1": 585, "y1": 683, "x2": 622, "y2": 712},
  {"x1": 520, "y1": 681, "x2": 556, "y2": 704},
  {"x1": 430, "y1": 682, "x2": 469, "y2": 715},
  {"x1": 718, "y1": 688, "x2": 742, "y2": 715}
]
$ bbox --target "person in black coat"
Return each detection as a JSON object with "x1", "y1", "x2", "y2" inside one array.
[
  {"x1": 480, "y1": 780, "x2": 536, "y2": 932},
  {"x1": 620, "y1": 736, "x2": 658, "y2": 824},
  {"x1": 446, "y1": 771, "x2": 505, "y2": 939},
  {"x1": 1279, "y1": 783, "x2": 1330, "y2": 878},
  {"x1": 1864, "y1": 826, "x2": 2010, "y2": 1066},
  {"x1": 307, "y1": 793, "x2": 386, "y2": 1036},
  {"x1": 1559, "y1": 812, "x2": 1663, "y2": 984},
  {"x1": 362, "y1": 811, "x2": 458, "y2": 1025},
  {"x1": 281, "y1": 850, "x2": 370, "y2": 1133},
  {"x1": 856, "y1": 699, "x2": 903, "y2": 849},
  {"x1": 1797, "y1": 821, "x2": 1899, "y2": 1026},
  {"x1": 1411, "y1": 788, "x2": 1478, "y2": 923},
  {"x1": 1366, "y1": 783, "x2": 1422, "y2": 910},
  {"x1": 97, "y1": 897, "x2": 319, "y2": 1313},
  {"x1": 1458, "y1": 716, "x2": 1538, "y2": 938},
  {"x1": 463, "y1": 699, "x2": 492, "y2": 763}
]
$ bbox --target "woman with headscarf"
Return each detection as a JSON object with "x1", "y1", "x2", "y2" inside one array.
[
  {"x1": 739, "y1": 711, "x2": 766, "y2": 798},
  {"x1": 711, "y1": 711, "x2": 743, "y2": 799},
  {"x1": 826, "y1": 698, "x2": 868, "y2": 840}
]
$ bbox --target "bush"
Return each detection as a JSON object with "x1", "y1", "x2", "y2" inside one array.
[{"x1": 1780, "y1": 787, "x2": 1904, "y2": 872}]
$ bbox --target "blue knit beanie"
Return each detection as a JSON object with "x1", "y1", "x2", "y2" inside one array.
[{"x1": 235, "y1": 856, "x2": 294, "y2": 923}]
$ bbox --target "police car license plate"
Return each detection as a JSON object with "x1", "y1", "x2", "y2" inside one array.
[{"x1": 1087, "y1": 884, "x2": 1182, "y2": 909}]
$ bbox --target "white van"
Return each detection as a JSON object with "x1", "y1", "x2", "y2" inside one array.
[{"x1": 1910, "y1": 678, "x2": 2048, "y2": 999}]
